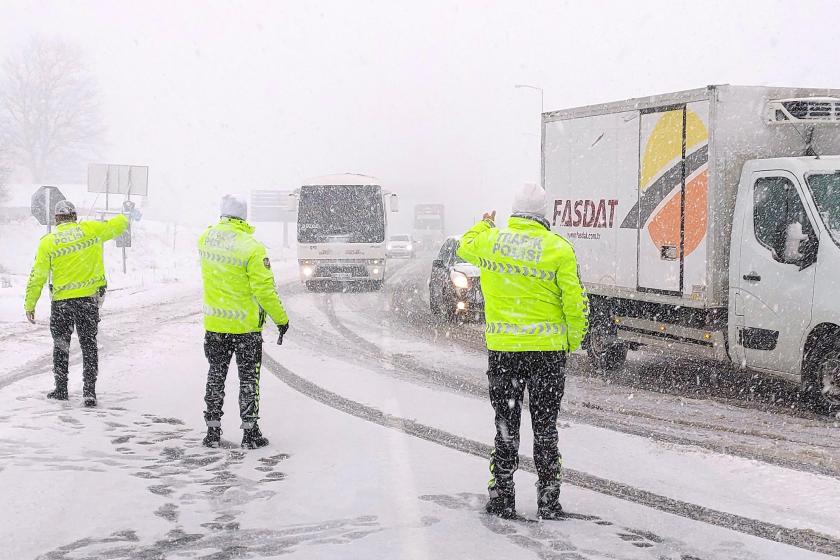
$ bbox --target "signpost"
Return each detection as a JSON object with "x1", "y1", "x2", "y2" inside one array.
[
  {"x1": 88, "y1": 164, "x2": 149, "y2": 273},
  {"x1": 250, "y1": 189, "x2": 297, "y2": 248},
  {"x1": 31, "y1": 186, "x2": 66, "y2": 232}
]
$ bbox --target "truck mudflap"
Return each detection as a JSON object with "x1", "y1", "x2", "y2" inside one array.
[{"x1": 614, "y1": 316, "x2": 728, "y2": 361}]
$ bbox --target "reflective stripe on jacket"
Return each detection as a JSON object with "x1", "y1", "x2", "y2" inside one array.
[
  {"x1": 24, "y1": 215, "x2": 129, "y2": 311},
  {"x1": 457, "y1": 216, "x2": 588, "y2": 352},
  {"x1": 198, "y1": 217, "x2": 289, "y2": 334}
]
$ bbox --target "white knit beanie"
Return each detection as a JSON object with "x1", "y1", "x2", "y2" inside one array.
[
  {"x1": 220, "y1": 194, "x2": 248, "y2": 220},
  {"x1": 511, "y1": 183, "x2": 549, "y2": 218}
]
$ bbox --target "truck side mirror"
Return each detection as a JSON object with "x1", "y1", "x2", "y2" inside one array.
[
  {"x1": 389, "y1": 194, "x2": 399, "y2": 213},
  {"x1": 783, "y1": 222, "x2": 807, "y2": 263},
  {"x1": 783, "y1": 221, "x2": 819, "y2": 269}
]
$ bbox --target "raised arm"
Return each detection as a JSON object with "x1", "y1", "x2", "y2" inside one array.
[
  {"x1": 88, "y1": 214, "x2": 129, "y2": 242},
  {"x1": 457, "y1": 213, "x2": 496, "y2": 265}
]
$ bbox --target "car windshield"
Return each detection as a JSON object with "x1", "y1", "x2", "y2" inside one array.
[
  {"x1": 806, "y1": 172, "x2": 840, "y2": 247},
  {"x1": 297, "y1": 185, "x2": 385, "y2": 243}
]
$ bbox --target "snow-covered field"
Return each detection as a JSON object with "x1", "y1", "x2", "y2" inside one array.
[{"x1": 1, "y1": 224, "x2": 839, "y2": 559}]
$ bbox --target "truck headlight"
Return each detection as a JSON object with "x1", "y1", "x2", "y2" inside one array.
[
  {"x1": 450, "y1": 270, "x2": 470, "y2": 289},
  {"x1": 406, "y1": 244, "x2": 413, "y2": 251},
  {"x1": 386, "y1": 243, "x2": 393, "y2": 250},
  {"x1": 302, "y1": 265, "x2": 314, "y2": 277}
]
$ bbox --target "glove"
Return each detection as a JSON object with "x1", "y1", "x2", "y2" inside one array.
[
  {"x1": 277, "y1": 322, "x2": 290, "y2": 345},
  {"x1": 25, "y1": 310, "x2": 35, "y2": 324}
]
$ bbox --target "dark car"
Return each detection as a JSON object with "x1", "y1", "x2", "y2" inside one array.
[{"x1": 429, "y1": 237, "x2": 483, "y2": 321}]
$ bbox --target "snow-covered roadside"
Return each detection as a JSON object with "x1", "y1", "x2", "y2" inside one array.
[
  {"x1": 0, "y1": 315, "x2": 625, "y2": 560},
  {"x1": 272, "y1": 336, "x2": 840, "y2": 544},
  {"x1": 0, "y1": 301, "x2": 831, "y2": 559}
]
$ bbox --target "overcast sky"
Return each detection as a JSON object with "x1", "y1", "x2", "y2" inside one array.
[{"x1": 2, "y1": 0, "x2": 838, "y2": 230}]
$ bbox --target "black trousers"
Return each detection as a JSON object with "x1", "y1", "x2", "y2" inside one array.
[
  {"x1": 487, "y1": 350, "x2": 566, "y2": 496},
  {"x1": 50, "y1": 297, "x2": 99, "y2": 391},
  {"x1": 203, "y1": 331, "x2": 263, "y2": 430}
]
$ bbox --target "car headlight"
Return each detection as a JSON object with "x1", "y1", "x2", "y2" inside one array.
[{"x1": 450, "y1": 270, "x2": 470, "y2": 289}]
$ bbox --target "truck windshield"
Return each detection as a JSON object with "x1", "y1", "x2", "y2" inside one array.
[
  {"x1": 297, "y1": 185, "x2": 385, "y2": 243},
  {"x1": 806, "y1": 173, "x2": 840, "y2": 247}
]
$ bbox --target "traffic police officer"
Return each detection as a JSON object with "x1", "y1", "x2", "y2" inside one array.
[
  {"x1": 457, "y1": 183, "x2": 588, "y2": 520},
  {"x1": 198, "y1": 194, "x2": 290, "y2": 449},
  {"x1": 24, "y1": 200, "x2": 130, "y2": 407}
]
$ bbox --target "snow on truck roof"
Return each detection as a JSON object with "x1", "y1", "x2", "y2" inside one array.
[{"x1": 301, "y1": 173, "x2": 381, "y2": 187}]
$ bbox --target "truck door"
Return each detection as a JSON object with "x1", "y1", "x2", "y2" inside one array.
[
  {"x1": 737, "y1": 172, "x2": 819, "y2": 375},
  {"x1": 636, "y1": 107, "x2": 686, "y2": 294}
]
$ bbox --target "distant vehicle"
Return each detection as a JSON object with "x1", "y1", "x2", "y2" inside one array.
[
  {"x1": 296, "y1": 173, "x2": 398, "y2": 291},
  {"x1": 387, "y1": 234, "x2": 416, "y2": 259},
  {"x1": 429, "y1": 237, "x2": 483, "y2": 321},
  {"x1": 413, "y1": 204, "x2": 446, "y2": 250},
  {"x1": 544, "y1": 84, "x2": 840, "y2": 410}
]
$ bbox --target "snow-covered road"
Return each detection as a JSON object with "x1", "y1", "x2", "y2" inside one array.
[{"x1": 1, "y1": 254, "x2": 839, "y2": 559}]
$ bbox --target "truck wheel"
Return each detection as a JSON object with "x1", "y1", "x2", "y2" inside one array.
[
  {"x1": 430, "y1": 292, "x2": 441, "y2": 316},
  {"x1": 587, "y1": 323, "x2": 628, "y2": 371},
  {"x1": 804, "y1": 338, "x2": 840, "y2": 414}
]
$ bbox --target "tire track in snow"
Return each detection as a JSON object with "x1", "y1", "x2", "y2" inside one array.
[
  {"x1": 314, "y1": 288, "x2": 840, "y2": 480},
  {"x1": 261, "y1": 352, "x2": 840, "y2": 558}
]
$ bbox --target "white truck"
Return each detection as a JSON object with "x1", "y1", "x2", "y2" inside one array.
[
  {"x1": 542, "y1": 85, "x2": 840, "y2": 410},
  {"x1": 296, "y1": 173, "x2": 398, "y2": 291}
]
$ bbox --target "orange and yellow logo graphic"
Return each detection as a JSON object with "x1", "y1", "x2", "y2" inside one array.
[{"x1": 621, "y1": 109, "x2": 709, "y2": 257}]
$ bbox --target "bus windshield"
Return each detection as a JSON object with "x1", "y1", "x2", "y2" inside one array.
[{"x1": 297, "y1": 185, "x2": 385, "y2": 243}]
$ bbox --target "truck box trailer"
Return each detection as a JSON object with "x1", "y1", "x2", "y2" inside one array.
[{"x1": 542, "y1": 84, "x2": 840, "y2": 409}]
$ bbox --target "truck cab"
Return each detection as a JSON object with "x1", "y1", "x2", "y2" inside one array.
[{"x1": 730, "y1": 156, "x2": 840, "y2": 406}]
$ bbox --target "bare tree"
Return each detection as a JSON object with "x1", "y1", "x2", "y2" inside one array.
[
  {"x1": 0, "y1": 136, "x2": 9, "y2": 204},
  {"x1": 0, "y1": 37, "x2": 103, "y2": 183}
]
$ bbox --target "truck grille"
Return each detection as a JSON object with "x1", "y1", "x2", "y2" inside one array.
[{"x1": 316, "y1": 265, "x2": 368, "y2": 277}]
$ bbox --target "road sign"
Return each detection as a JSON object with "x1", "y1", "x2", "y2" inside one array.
[
  {"x1": 250, "y1": 189, "x2": 297, "y2": 222},
  {"x1": 30, "y1": 186, "x2": 66, "y2": 226},
  {"x1": 88, "y1": 164, "x2": 149, "y2": 196}
]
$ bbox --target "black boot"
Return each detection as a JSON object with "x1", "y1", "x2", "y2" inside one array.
[
  {"x1": 47, "y1": 384, "x2": 69, "y2": 401},
  {"x1": 83, "y1": 384, "x2": 97, "y2": 408},
  {"x1": 241, "y1": 425, "x2": 269, "y2": 449},
  {"x1": 537, "y1": 482, "x2": 564, "y2": 520},
  {"x1": 203, "y1": 427, "x2": 222, "y2": 448},
  {"x1": 485, "y1": 486, "x2": 517, "y2": 519}
]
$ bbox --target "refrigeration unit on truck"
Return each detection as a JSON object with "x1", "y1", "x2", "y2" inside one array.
[
  {"x1": 543, "y1": 85, "x2": 840, "y2": 410},
  {"x1": 296, "y1": 173, "x2": 398, "y2": 290},
  {"x1": 413, "y1": 203, "x2": 446, "y2": 249}
]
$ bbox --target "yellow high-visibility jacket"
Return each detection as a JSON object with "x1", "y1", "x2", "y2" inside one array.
[
  {"x1": 198, "y1": 217, "x2": 289, "y2": 334},
  {"x1": 25, "y1": 215, "x2": 129, "y2": 312},
  {"x1": 457, "y1": 216, "x2": 589, "y2": 352}
]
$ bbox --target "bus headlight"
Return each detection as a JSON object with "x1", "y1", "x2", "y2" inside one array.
[
  {"x1": 302, "y1": 265, "x2": 314, "y2": 278},
  {"x1": 450, "y1": 270, "x2": 470, "y2": 289}
]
